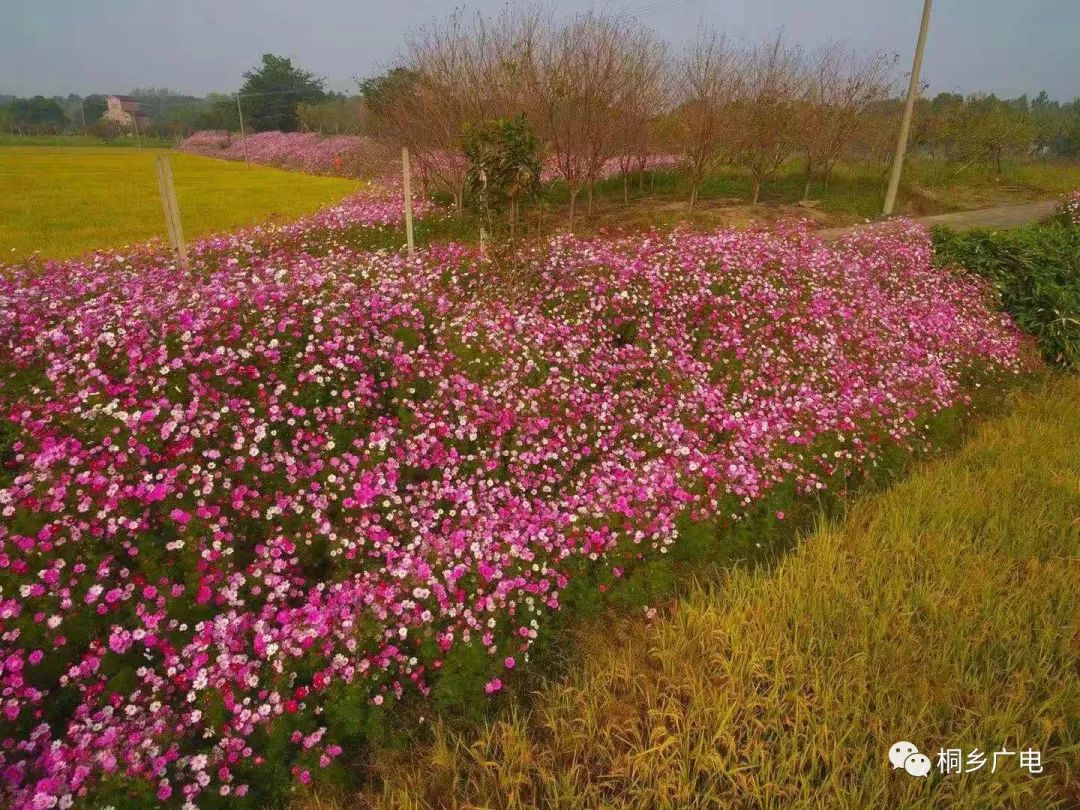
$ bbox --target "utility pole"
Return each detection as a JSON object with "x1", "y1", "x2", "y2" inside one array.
[
  {"x1": 236, "y1": 94, "x2": 250, "y2": 167},
  {"x1": 131, "y1": 107, "x2": 143, "y2": 150},
  {"x1": 883, "y1": 0, "x2": 932, "y2": 216}
]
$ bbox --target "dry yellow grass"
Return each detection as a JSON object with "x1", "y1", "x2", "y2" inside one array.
[{"x1": 350, "y1": 376, "x2": 1080, "y2": 809}]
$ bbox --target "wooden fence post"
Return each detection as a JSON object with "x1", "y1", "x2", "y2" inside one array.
[
  {"x1": 155, "y1": 155, "x2": 189, "y2": 269},
  {"x1": 236, "y1": 94, "x2": 250, "y2": 167},
  {"x1": 402, "y1": 146, "x2": 415, "y2": 256}
]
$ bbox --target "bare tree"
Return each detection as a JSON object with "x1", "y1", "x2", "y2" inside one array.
[
  {"x1": 530, "y1": 12, "x2": 665, "y2": 227},
  {"x1": 848, "y1": 98, "x2": 904, "y2": 203},
  {"x1": 796, "y1": 44, "x2": 895, "y2": 199},
  {"x1": 371, "y1": 10, "x2": 535, "y2": 213},
  {"x1": 671, "y1": 30, "x2": 742, "y2": 210},
  {"x1": 406, "y1": 12, "x2": 489, "y2": 213},
  {"x1": 615, "y1": 38, "x2": 668, "y2": 205},
  {"x1": 734, "y1": 33, "x2": 805, "y2": 206},
  {"x1": 632, "y1": 117, "x2": 660, "y2": 194}
]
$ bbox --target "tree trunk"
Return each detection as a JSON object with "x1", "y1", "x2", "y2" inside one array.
[
  {"x1": 802, "y1": 173, "x2": 812, "y2": 201},
  {"x1": 639, "y1": 169, "x2": 645, "y2": 191},
  {"x1": 688, "y1": 184, "x2": 698, "y2": 212},
  {"x1": 569, "y1": 188, "x2": 578, "y2": 230},
  {"x1": 623, "y1": 174, "x2": 629, "y2": 205},
  {"x1": 587, "y1": 182, "x2": 594, "y2": 215},
  {"x1": 752, "y1": 179, "x2": 761, "y2": 206}
]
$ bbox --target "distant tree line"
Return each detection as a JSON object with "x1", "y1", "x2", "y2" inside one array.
[
  {"x1": 912, "y1": 91, "x2": 1080, "y2": 167},
  {"x1": 0, "y1": 54, "x2": 355, "y2": 140}
]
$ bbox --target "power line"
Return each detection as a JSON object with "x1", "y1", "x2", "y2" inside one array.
[{"x1": 617, "y1": 0, "x2": 702, "y2": 21}]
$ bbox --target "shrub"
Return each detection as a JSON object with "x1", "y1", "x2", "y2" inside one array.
[
  {"x1": 462, "y1": 114, "x2": 541, "y2": 233},
  {"x1": 932, "y1": 218, "x2": 1080, "y2": 369}
]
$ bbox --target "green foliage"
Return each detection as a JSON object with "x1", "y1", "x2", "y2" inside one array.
[
  {"x1": 932, "y1": 221, "x2": 1080, "y2": 369},
  {"x1": 195, "y1": 93, "x2": 241, "y2": 131},
  {"x1": 127, "y1": 87, "x2": 217, "y2": 137},
  {"x1": 358, "y1": 68, "x2": 419, "y2": 119},
  {"x1": 82, "y1": 94, "x2": 108, "y2": 123},
  {"x1": 296, "y1": 98, "x2": 366, "y2": 134},
  {"x1": 239, "y1": 53, "x2": 327, "y2": 132},
  {"x1": 462, "y1": 114, "x2": 541, "y2": 232},
  {"x1": 1, "y1": 95, "x2": 67, "y2": 132},
  {"x1": 923, "y1": 93, "x2": 1035, "y2": 170},
  {"x1": 1031, "y1": 91, "x2": 1080, "y2": 157}
]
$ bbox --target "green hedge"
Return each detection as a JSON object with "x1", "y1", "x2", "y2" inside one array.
[{"x1": 932, "y1": 220, "x2": 1080, "y2": 369}]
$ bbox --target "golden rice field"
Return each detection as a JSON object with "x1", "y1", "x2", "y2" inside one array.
[{"x1": 0, "y1": 146, "x2": 358, "y2": 262}]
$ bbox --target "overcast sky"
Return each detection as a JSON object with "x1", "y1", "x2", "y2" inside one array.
[{"x1": 2, "y1": 0, "x2": 1078, "y2": 101}]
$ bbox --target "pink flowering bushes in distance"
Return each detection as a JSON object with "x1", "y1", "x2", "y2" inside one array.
[
  {"x1": 177, "y1": 130, "x2": 684, "y2": 190},
  {"x1": 178, "y1": 130, "x2": 389, "y2": 176},
  {"x1": 540, "y1": 153, "x2": 685, "y2": 184},
  {"x1": 0, "y1": 218, "x2": 1029, "y2": 807}
]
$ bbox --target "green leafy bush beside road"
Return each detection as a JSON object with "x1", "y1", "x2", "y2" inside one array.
[{"x1": 932, "y1": 218, "x2": 1080, "y2": 369}]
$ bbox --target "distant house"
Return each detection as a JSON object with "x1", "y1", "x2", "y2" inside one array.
[{"x1": 102, "y1": 95, "x2": 150, "y2": 129}]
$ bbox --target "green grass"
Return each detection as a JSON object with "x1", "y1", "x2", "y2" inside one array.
[
  {"x1": 361, "y1": 375, "x2": 1080, "y2": 809},
  {"x1": 530, "y1": 157, "x2": 1080, "y2": 234},
  {"x1": 0, "y1": 146, "x2": 360, "y2": 262}
]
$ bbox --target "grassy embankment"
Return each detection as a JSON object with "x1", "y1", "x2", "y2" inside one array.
[
  {"x1": 530, "y1": 157, "x2": 1080, "y2": 235},
  {"x1": 360, "y1": 375, "x2": 1080, "y2": 809},
  {"x1": 0, "y1": 146, "x2": 359, "y2": 262},
  {"x1": 319, "y1": 156, "x2": 1080, "y2": 252}
]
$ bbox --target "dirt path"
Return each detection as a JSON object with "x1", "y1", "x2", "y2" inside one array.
[{"x1": 817, "y1": 199, "x2": 1059, "y2": 241}]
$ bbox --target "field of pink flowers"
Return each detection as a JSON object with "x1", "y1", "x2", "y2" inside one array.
[
  {"x1": 177, "y1": 130, "x2": 683, "y2": 192},
  {"x1": 0, "y1": 206, "x2": 1031, "y2": 807},
  {"x1": 178, "y1": 131, "x2": 387, "y2": 177}
]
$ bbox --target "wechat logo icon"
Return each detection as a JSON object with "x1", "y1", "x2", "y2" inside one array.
[{"x1": 890, "y1": 741, "x2": 931, "y2": 777}]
